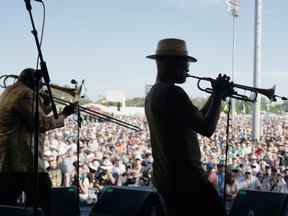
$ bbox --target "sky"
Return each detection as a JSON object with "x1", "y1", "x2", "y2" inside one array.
[{"x1": 1, "y1": 0, "x2": 287, "y2": 101}]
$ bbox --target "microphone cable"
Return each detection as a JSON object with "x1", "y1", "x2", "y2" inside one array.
[
  {"x1": 31, "y1": 0, "x2": 46, "y2": 157},
  {"x1": 36, "y1": 1, "x2": 46, "y2": 70}
]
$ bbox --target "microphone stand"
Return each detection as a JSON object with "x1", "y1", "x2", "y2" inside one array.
[
  {"x1": 76, "y1": 105, "x2": 82, "y2": 215},
  {"x1": 222, "y1": 94, "x2": 287, "y2": 215},
  {"x1": 223, "y1": 98, "x2": 232, "y2": 214},
  {"x1": 75, "y1": 87, "x2": 81, "y2": 215},
  {"x1": 24, "y1": 1, "x2": 58, "y2": 216}
]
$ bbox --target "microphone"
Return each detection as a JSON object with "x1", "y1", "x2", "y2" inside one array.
[
  {"x1": 24, "y1": 0, "x2": 32, "y2": 10},
  {"x1": 24, "y1": 0, "x2": 42, "y2": 10},
  {"x1": 71, "y1": 79, "x2": 78, "y2": 85}
]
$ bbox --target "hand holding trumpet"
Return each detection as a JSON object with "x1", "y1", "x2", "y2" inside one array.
[{"x1": 211, "y1": 74, "x2": 234, "y2": 100}]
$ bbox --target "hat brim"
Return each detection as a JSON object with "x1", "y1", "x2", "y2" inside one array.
[
  {"x1": 89, "y1": 165, "x2": 99, "y2": 171},
  {"x1": 100, "y1": 165, "x2": 113, "y2": 170},
  {"x1": 146, "y1": 54, "x2": 197, "y2": 62}
]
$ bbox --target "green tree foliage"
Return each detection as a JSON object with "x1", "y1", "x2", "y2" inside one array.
[
  {"x1": 269, "y1": 104, "x2": 283, "y2": 113},
  {"x1": 93, "y1": 94, "x2": 286, "y2": 114},
  {"x1": 126, "y1": 97, "x2": 145, "y2": 107},
  {"x1": 283, "y1": 101, "x2": 288, "y2": 112},
  {"x1": 95, "y1": 97, "x2": 145, "y2": 107}
]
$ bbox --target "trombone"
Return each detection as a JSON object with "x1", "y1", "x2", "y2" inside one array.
[
  {"x1": 46, "y1": 83, "x2": 142, "y2": 132},
  {"x1": 0, "y1": 74, "x2": 142, "y2": 132},
  {"x1": 52, "y1": 97, "x2": 142, "y2": 132},
  {"x1": 186, "y1": 74, "x2": 277, "y2": 102},
  {"x1": 45, "y1": 84, "x2": 142, "y2": 132},
  {"x1": 0, "y1": 74, "x2": 19, "y2": 88}
]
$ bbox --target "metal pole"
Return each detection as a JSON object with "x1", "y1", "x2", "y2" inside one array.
[
  {"x1": 225, "y1": 0, "x2": 240, "y2": 118},
  {"x1": 231, "y1": 15, "x2": 237, "y2": 118},
  {"x1": 252, "y1": 0, "x2": 262, "y2": 141}
]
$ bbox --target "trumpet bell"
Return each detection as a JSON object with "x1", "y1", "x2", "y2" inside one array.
[{"x1": 258, "y1": 85, "x2": 276, "y2": 101}]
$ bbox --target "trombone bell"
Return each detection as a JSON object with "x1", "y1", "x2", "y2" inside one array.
[{"x1": 49, "y1": 84, "x2": 81, "y2": 99}]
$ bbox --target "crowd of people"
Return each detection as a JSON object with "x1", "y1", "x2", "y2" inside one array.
[
  {"x1": 203, "y1": 113, "x2": 288, "y2": 208},
  {"x1": 43, "y1": 111, "x2": 152, "y2": 204},
  {"x1": 42, "y1": 108, "x2": 288, "y2": 205}
]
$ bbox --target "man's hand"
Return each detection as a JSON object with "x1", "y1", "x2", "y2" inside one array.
[
  {"x1": 40, "y1": 91, "x2": 51, "y2": 106},
  {"x1": 62, "y1": 102, "x2": 77, "y2": 117},
  {"x1": 212, "y1": 74, "x2": 233, "y2": 100}
]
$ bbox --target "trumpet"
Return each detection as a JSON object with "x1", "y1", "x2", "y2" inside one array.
[{"x1": 186, "y1": 74, "x2": 276, "y2": 102}]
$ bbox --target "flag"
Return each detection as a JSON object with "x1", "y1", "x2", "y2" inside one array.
[{"x1": 225, "y1": 0, "x2": 240, "y2": 17}]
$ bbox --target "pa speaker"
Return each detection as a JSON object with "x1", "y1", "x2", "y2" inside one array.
[
  {"x1": 230, "y1": 189, "x2": 288, "y2": 216},
  {"x1": 89, "y1": 186, "x2": 166, "y2": 216},
  {"x1": 0, "y1": 205, "x2": 44, "y2": 216},
  {"x1": 50, "y1": 186, "x2": 79, "y2": 216}
]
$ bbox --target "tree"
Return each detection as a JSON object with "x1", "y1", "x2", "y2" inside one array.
[
  {"x1": 269, "y1": 104, "x2": 283, "y2": 113},
  {"x1": 126, "y1": 97, "x2": 145, "y2": 107},
  {"x1": 283, "y1": 101, "x2": 288, "y2": 112}
]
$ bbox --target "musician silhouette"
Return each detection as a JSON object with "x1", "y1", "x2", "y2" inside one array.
[
  {"x1": 0, "y1": 68, "x2": 76, "y2": 215},
  {"x1": 145, "y1": 38, "x2": 231, "y2": 216}
]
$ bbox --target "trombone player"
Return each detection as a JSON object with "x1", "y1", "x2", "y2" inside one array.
[
  {"x1": 145, "y1": 38, "x2": 231, "y2": 216},
  {"x1": 0, "y1": 68, "x2": 76, "y2": 215}
]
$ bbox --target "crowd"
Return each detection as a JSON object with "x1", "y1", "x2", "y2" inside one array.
[
  {"x1": 42, "y1": 107, "x2": 288, "y2": 205},
  {"x1": 202, "y1": 113, "x2": 288, "y2": 208},
  {"x1": 43, "y1": 110, "x2": 152, "y2": 204}
]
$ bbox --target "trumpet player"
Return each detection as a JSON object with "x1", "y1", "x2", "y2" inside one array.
[
  {"x1": 145, "y1": 38, "x2": 231, "y2": 216},
  {"x1": 0, "y1": 68, "x2": 76, "y2": 215}
]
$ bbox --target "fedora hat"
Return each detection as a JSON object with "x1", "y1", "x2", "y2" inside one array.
[
  {"x1": 100, "y1": 159, "x2": 113, "y2": 170},
  {"x1": 146, "y1": 38, "x2": 197, "y2": 62},
  {"x1": 89, "y1": 160, "x2": 100, "y2": 171}
]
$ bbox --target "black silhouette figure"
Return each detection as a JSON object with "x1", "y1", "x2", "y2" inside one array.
[{"x1": 145, "y1": 38, "x2": 230, "y2": 216}]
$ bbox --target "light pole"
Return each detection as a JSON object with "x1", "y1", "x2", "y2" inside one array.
[
  {"x1": 252, "y1": 0, "x2": 262, "y2": 142},
  {"x1": 225, "y1": 0, "x2": 240, "y2": 118}
]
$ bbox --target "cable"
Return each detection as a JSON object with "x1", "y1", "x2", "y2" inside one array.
[
  {"x1": 32, "y1": 1, "x2": 45, "y2": 154},
  {"x1": 33, "y1": 1, "x2": 45, "y2": 168},
  {"x1": 36, "y1": 1, "x2": 46, "y2": 69}
]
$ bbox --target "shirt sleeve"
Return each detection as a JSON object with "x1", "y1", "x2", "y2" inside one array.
[
  {"x1": 17, "y1": 91, "x2": 65, "y2": 133},
  {"x1": 165, "y1": 85, "x2": 212, "y2": 135}
]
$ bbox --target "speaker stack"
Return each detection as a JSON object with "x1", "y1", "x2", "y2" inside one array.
[
  {"x1": 89, "y1": 186, "x2": 166, "y2": 216},
  {"x1": 50, "y1": 186, "x2": 79, "y2": 216},
  {"x1": 230, "y1": 189, "x2": 288, "y2": 216},
  {"x1": 0, "y1": 205, "x2": 45, "y2": 216},
  {"x1": 0, "y1": 186, "x2": 165, "y2": 216}
]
